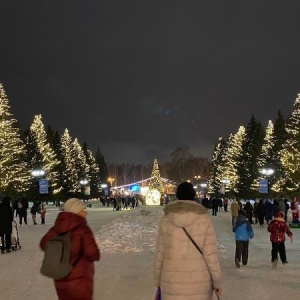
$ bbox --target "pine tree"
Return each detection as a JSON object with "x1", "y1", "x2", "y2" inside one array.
[
  {"x1": 149, "y1": 158, "x2": 164, "y2": 194},
  {"x1": 0, "y1": 84, "x2": 31, "y2": 195},
  {"x1": 280, "y1": 94, "x2": 300, "y2": 192},
  {"x1": 209, "y1": 137, "x2": 227, "y2": 195},
  {"x1": 272, "y1": 111, "x2": 288, "y2": 193},
  {"x1": 236, "y1": 115, "x2": 264, "y2": 198},
  {"x1": 95, "y1": 147, "x2": 108, "y2": 183},
  {"x1": 222, "y1": 126, "x2": 246, "y2": 193},
  {"x1": 72, "y1": 138, "x2": 89, "y2": 182},
  {"x1": 28, "y1": 115, "x2": 60, "y2": 192},
  {"x1": 258, "y1": 120, "x2": 275, "y2": 168},
  {"x1": 60, "y1": 129, "x2": 78, "y2": 194},
  {"x1": 83, "y1": 143, "x2": 101, "y2": 198}
]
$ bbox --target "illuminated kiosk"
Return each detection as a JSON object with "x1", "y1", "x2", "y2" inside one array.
[{"x1": 145, "y1": 189, "x2": 161, "y2": 206}]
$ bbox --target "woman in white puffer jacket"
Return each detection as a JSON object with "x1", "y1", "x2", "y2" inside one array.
[{"x1": 154, "y1": 182, "x2": 222, "y2": 300}]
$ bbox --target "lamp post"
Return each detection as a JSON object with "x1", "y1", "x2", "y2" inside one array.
[
  {"x1": 79, "y1": 179, "x2": 88, "y2": 201},
  {"x1": 108, "y1": 177, "x2": 115, "y2": 187},
  {"x1": 260, "y1": 168, "x2": 274, "y2": 197},
  {"x1": 220, "y1": 179, "x2": 230, "y2": 195},
  {"x1": 31, "y1": 168, "x2": 46, "y2": 195}
]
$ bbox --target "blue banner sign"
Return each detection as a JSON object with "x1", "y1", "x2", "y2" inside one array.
[
  {"x1": 259, "y1": 178, "x2": 268, "y2": 194},
  {"x1": 39, "y1": 179, "x2": 49, "y2": 194}
]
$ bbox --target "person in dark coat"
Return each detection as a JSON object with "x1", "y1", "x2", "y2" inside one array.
[
  {"x1": 40, "y1": 198, "x2": 100, "y2": 300},
  {"x1": 256, "y1": 199, "x2": 266, "y2": 227},
  {"x1": 211, "y1": 195, "x2": 219, "y2": 216},
  {"x1": 265, "y1": 200, "x2": 274, "y2": 224},
  {"x1": 18, "y1": 197, "x2": 29, "y2": 226},
  {"x1": 0, "y1": 196, "x2": 14, "y2": 254},
  {"x1": 244, "y1": 201, "x2": 254, "y2": 224}
]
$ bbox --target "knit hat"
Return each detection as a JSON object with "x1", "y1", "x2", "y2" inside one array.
[
  {"x1": 63, "y1": 198, "x2": 86, "y2": 214},
  {"x1": 275, "y1": 211, "x2": 285, "y2": 218}
]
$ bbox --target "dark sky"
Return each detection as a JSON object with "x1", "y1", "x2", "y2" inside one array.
[{"x1": 1, "y1": 0, "x2": 300, "y2": 164}]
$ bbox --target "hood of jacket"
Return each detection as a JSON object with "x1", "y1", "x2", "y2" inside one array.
[
  {"x1": 235, "y1": 214, "x2": 249, "y2": 227},
  {"x1": 53, "y1": 211, "x2": 86, "y2": 234},
  {"x1": 163, "y1": 200, "x2": 207, "y2": 228}
]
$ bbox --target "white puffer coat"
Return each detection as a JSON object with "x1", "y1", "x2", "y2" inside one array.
[{"x1": 154, "y1": 200, "x2": 222, "y2": 300}]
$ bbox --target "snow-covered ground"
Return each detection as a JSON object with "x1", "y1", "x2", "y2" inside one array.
[{"x1": 0, "y1": 205, "x2": 300, "y2": 299}]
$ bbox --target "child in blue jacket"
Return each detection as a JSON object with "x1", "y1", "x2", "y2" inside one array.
[{"x1": 233, "y1": 209, "x2": 254, "y2": 268}]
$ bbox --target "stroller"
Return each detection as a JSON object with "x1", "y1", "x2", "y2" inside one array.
[
  {"x1": 11, "y1": 220, "x2": 21, "y2": 251},
  {"x1": 1, "y1": 220, "x2": 22, "y2": 251}
]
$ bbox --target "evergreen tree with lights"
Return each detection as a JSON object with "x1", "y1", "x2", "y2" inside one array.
[
  {"x1": 27, "y1": 114, "x2": 60, "y2": 193},
  {"x1": 280, "y1": 94, "x2": 300, "y2": 193},
  {"x1": 72, "y1": 138, "x2": 89, "y2": 182},
  {"x1": 271, "y1": 111, "x2": 288, "y2": 193},
  {"x1": 209, "y1": 137, "x2": 227, "y2": 195},
  {"x1": 83, "y1": 142, "x2": 101, "y2": 198},
  {"x1": 0, "y1": 83, "x2": 31, "y2": 196},
  {"x1": 222, "y1": 126, "x2": 246, "y2": 193},
  {"x1": 149, "y1": 158, "x2": 164, "y2": 194},
  {"x1": 236, "y1": 115, "x2": 264, "y2": 198},
  {"x1": 60, "y1": 129, "x2": 79, "y2": 195}
]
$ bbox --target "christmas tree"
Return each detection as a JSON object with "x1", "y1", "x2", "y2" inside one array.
[
  {"x1": 148, "y1": 158, "x2": 164, "y2": 194},
  {"x1": 0, "y1": 83, "x2": 31, "y2": 195}
]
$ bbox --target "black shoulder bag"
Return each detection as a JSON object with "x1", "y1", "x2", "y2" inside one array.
[{"x1": 182, "y1": 227, "x2": 220, "y2": 300}]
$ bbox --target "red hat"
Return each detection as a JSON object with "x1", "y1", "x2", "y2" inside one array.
[{"x1": 275, "y1": 211, "x2": 285, "y2": 218}]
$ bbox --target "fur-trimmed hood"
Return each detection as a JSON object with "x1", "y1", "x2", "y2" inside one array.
[{"x1": 163, "y1": 200, "x2": 208, "y2": 228}]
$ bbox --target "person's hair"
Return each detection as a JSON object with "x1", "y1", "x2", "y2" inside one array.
[
  {"x1": 176, "y1": 182, "x2": 196, "y2": 200},
  {"x1": 238, "y1": 209, "x2": 246, "y2": 217}
]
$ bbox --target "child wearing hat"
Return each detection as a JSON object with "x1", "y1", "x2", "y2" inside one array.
[
  {"x1": 233, "y1": 209, "x2": 254, "y2": 268},
  {"x1": 268, "y1": 211, "x2": 293, "y2": 269}
]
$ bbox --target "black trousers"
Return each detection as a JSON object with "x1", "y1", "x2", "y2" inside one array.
[
  {"x1": 271, "y1": 242, "x2": 287, "y2": 263},
  {"x1": 0, "y1": 233, "x2": 12, "y2": 250},
  {"x1": 212, "y1": 207, "x2": 218, "y2": 216},
  {"x1": 235, "y1": 240, "x2": 249, "y2": 265},
  {"x1": 19, "y1": 213, "x2": 27, "y2": 225},
  {"x1": 258, "y1": 214, "x2": 264, "y2": 226}
]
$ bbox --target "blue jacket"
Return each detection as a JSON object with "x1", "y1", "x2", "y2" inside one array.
[{"x1": 233, "y1": 215, "x2": 254, "y2": 241}]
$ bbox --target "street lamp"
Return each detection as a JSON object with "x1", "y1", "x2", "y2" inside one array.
[
  {"x1": 31, "y1": 169, "x2": 45, "y2": 177},
  {"x1": 220, "y1": 179, "x2": 230, "y2": 195},
  {"x1": 79, "y1": 179, "x2": 89, "y2": 200},
  {"x1": 108, "y1": 177, "x2": 115, "y2": 187},
  {"x1": 259, "y1": 168, "x2": 274, "y2": 196}
]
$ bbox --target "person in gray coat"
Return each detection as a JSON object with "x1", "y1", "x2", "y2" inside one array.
[{"x1": 0, "y1": 196, "x2": 14, "y2": 254}]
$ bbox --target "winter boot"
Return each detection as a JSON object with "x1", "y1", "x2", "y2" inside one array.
[{"x1": 272, "y1": 258, "x2": 278, "y2": 269}]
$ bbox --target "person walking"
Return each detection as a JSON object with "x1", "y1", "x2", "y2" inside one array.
[
  {"x1": 211, "y1": 195, "x2": 219, "y2": 216},
  {"x1": 154, "y1": 182, "x2": 222, "y2": 300},
  {"x1": 265, "y1": 200, "x2": 274, "y2": 224},
  {"x1": 256, "y1": 199, "x2": 266, "y2": 227},
  {"x1": 30, "y1": 201, "x2": 40, "y2": 225},
  {"x1": 233, "y1": 210, "x2": 254, "y2": 268},
  {"x1": 231, "y1": 198, "x2": 240, "y2": 227},
  {"x1": 0, "y1": 196, "x2": 14, "y2": 254},
  {"x1": 40, "y1": 198, "x2": 100, "y2": 300},
  {"x1": 18, "y1": 196, "x2": 28, "y2": 226},
  {"x1": 268, "y1": 211, "x2": 293, "y2": 269},
  {"x1": 244, "y1": 200, "x2": 254, "y2": 224},
  {"x1": 223, "y1": 198, "x2": 228, "y2": 212}
]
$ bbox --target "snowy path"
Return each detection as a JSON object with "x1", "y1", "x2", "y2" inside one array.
[{"x1": 0, "y1": 205, "x2": 299, "y2": 299}]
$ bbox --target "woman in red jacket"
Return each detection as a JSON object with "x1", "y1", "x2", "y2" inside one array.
[
  {"x1": 268, "y1": 211, "x2": 293, "y2": 269},
  {"x1": 40, "y1": 198, "x2": 100, "y2": 300}
]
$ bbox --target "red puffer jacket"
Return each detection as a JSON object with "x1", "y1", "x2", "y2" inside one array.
[
  {"x1": 268, "y1": 217, "x2": 293, "y2": 243},
  {"x1": 40, "y1": 212, "x2": 100, "y2": 300}
]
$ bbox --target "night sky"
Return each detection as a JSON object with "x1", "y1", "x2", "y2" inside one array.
[{"x1": 1, "y1": 1, "x2": 300, "y2": 164}]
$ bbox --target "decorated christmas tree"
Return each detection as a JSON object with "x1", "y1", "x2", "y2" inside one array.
[
  {"x1": 148, "y1": 158, "x2": 164, "y2": 194},
  {"x1": 0, "y1": 83, "x2": 31, "y2": 195}
]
